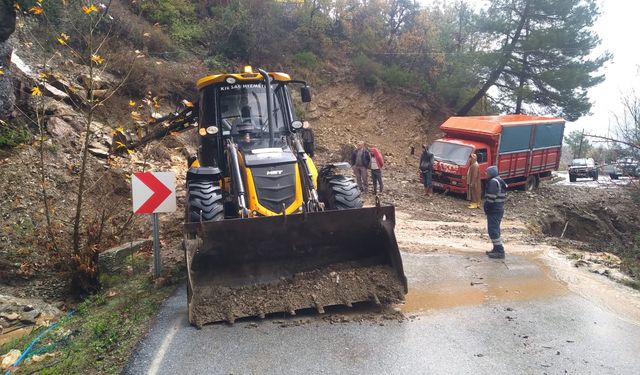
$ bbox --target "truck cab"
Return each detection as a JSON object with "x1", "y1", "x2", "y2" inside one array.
[{"x1": 430, "y1": 139, "x2": 492, "y2": 194}]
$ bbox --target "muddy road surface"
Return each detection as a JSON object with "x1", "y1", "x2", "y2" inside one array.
[{"x1": 124, "y1": 195, "x2": 640, "y2": 375}]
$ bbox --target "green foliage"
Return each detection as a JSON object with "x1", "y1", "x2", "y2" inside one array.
[
  {"x1": 139, "y1": 0, "x2": 195, "y2": 26},
  {"x1": 564, "y1": 130, "x2": 592, "y2": 159},
  {"x1": 294, "y1": 51, "x2": 319, "y2": 70},
  {"x1": 0, "y1": 123, "x2": 30, "y2": 148},
  {"x1": 380, "y1": 64, "x2": 413, "y2": 88},
  {"x1": 169, "y1": 20, "x2": 204, "y2": 44},
  {"x1": 352, "y1": 53, "x2": 381, "y2": 88},
  {"x1": 204, "y1": 54, "x2": 234, "y2": 72},
  {"x1": 464, "y1": 0, "x2": 609, "y2": 120},
  {"x1": 137, "y1": 0, "x2": 199, "y2": 44}
]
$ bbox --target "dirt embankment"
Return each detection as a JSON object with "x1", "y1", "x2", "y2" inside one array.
[{"x1": 530, "y1": 186, "x2": 639, "y2": 250}]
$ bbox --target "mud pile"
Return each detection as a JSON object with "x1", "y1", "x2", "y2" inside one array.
[
  {"x1": 525, "y1": 185, "x2": 640, "y2": 251},
  {"x1": 190, "y1": 264, "x2": 405, "y2": 327}
]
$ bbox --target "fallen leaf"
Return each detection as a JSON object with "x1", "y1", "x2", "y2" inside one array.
[
  {"x1": 130, "y1": 111, "x2": 141, "y2": 121},
  {"x1": 91, "y1": 54, "x2": 105, "y2": 65},
  {"x1": 82, "y1": 4, "x2": 98, "y2": 14},
  {"x1": 29, "y1": 6, "x2": 44, "y2": 15}
]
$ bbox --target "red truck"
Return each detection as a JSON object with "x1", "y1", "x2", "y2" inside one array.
[{"x1": 430, "y1": 114, "x2": 565, "y2": 194}]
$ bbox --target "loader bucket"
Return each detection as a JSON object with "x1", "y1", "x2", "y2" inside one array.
[{"x1": 183, "y1": 205, "x2": 407, "y2": 327}]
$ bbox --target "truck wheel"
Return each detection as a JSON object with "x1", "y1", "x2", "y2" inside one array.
[
  {"x1": 186, "y1": 181, "x2": 224, "y2": 222},
  {"x1": 319, "y1": 174, "x2": 363, "y2": 210},
  {"x1": 569, "y1": 174, "x2": 576, "y2": 183},
  {"x1": 524, "y1": 175, "x2": 539, "y2": 191},
  {"x1": 610, "y1": 174, "x2": 618, "y2": 180}
]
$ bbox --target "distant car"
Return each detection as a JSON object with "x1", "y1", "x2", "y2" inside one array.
[
  {"x1": 603, "y1": 163, "x2": 622, "y2": 180},
  {"x1": 617, "y1": 158, "x2": 640, "y2": 177},
  {"x1": 569, "y1": 158, "x2": 598, "y2": 182}
]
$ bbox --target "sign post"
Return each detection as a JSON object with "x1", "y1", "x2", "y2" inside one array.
[
  {"x1": 151, "y1": 213, "x2": 161, "y2": 277},
  {"x1": 132, "y1": 171, "x2": 176, "y2": 278}
]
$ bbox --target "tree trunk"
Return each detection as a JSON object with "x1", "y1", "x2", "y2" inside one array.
[
  {"x1": 457, "y1": 1, "x2": 530, "y2": 115},
  {"x1": 515, "y1": 21, "x2": 530, "y2": 114},
  {"x1": 73, "y1": 30, "x2": 95, "y2": 255}
]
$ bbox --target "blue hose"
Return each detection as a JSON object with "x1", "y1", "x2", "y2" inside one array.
[{"x1": 5, "y1": 310, "x2": 75, "y2": 374}]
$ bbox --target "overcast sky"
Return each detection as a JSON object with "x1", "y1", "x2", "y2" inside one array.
[{"x1": 417, "y1": 0, "x2": 639, "y2": 136}]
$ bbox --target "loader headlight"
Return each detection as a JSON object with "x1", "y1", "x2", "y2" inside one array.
[
  {"x1": 205, "y1": 126, "x2": 219, "y2": 135},
  {"x1": 225, "y1": 77, "x2": 236, "y2": 84}
]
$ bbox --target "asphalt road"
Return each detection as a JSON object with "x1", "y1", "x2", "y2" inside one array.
[{"x1": 124, "y1": 251, "x2": 640, "y2": 375}]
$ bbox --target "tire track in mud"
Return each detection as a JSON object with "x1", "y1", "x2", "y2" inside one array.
[{"x1": 395, "y1": 211, "x2": 533, "y2": 255}]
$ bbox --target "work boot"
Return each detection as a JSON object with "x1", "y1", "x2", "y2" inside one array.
[
  {"x1": 486, "y1": 245, "x2": 505, "y2": 259},
  {"x1": 468, "y1": 203, "x2": 478, "y2": 209}
]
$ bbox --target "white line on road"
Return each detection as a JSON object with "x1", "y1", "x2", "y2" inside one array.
[{"x1": 147, "y1": 314, "x2": 183, "y2": 375}]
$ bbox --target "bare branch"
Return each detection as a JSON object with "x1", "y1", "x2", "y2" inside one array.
[{"x1": 584, "y1": 134, "x2": 640, "y2": 150}]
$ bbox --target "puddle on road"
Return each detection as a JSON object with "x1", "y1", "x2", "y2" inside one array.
[
  {"x1": 401, "y1": 258, "x2": 566, "y2": 313},
  {"x1": 485, "y1": 274, "x2": 565, "y2": 302},
  {"x1": 401, "y1": 288, "x2": 486, "y2": 311}
]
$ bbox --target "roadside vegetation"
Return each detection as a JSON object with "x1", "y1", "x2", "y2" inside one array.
[{"x1": 0, "y1": 255, "x2": 179, "y2": 374}]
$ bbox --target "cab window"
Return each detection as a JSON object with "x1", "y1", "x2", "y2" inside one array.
[{"x1": 476, "y1": 148, "x2": 488, "y2": 163}]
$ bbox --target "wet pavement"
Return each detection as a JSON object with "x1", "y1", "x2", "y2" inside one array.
[{"x1": 124, "y1": 252, "x2": 640, "y2": 375}]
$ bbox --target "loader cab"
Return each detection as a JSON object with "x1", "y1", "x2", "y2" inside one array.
[{"x1": 196, "y1": 69, "x2": 311, "y2": 171}]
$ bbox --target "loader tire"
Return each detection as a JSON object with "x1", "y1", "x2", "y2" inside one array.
[
  {"x1": 319, "y1": 175, "x2": 363, "y2": 210},
  {"x1": 186, "y1": 181, "x2": 224, "y2": 222}
]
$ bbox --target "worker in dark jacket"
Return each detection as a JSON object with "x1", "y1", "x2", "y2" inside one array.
[
  {"x1": 484, "y1": 166, "x2": 507, "y2": 259},
  {"x1": 301, "y1": 121, "x2": 315, "y2": 157},
  {"x1": 419, "y1": 144, "x2": 434, "y2": 196},
  {"x1": 351, "y1": 141, "x2": 371, "y2": 193}
]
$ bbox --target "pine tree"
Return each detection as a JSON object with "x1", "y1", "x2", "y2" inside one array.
[
  {"x1": 458, "y1": 0, "x2": 609, "y2": 121},
  {"x1": 564, "y1": 129, "x2": 592, "y2": 158}
]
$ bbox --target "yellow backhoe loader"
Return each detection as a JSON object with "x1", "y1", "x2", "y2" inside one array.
[{"x1": 150, "y1": 67, "x2": 406, "y2": 327}]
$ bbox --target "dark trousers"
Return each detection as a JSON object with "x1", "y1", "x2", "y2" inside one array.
[
  {"x1": 486, "y1": 211, "x2": 504, "y2": 246},
  {"x1": 371, "y1": 169, "x2": 383, "y2": 194},
  {"x1": 421, "y1": 170, "x2": 432, "y2": 187},
  {"x1": 353, "y1": 166, "x2": 368, "y2": 192},
  {"x1": 303, "y1": 142, "x2": 314, "y2": 158}
]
